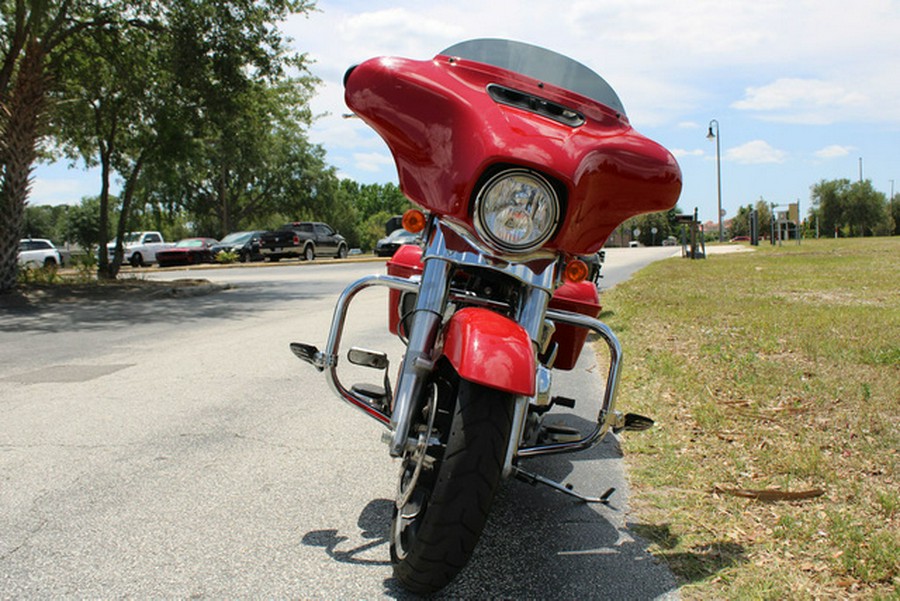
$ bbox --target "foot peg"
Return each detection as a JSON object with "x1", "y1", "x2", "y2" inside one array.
[
  {"x1": 290, "y1": 342, "x2": 328, "y2": 371},
  {"x1": 613, "y1": 412, "x2": 654, "y2": 433}
]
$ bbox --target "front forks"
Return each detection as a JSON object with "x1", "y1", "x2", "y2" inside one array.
[{"x1": 388, "y1": 258, "x2": 452, "y2": 456}]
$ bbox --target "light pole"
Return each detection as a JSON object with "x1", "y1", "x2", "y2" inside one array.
[{"x1": 707, "y1": 119, "x2": 723, "y2": 242}]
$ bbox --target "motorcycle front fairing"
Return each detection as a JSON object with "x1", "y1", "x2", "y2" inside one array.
[{"x1": 345, "y1": 38, "x2": 682, "y2": 255}]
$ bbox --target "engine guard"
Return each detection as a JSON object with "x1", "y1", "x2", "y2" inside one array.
[{"x1": 290, "y1": 273, "x2": 625, "y2": 460}]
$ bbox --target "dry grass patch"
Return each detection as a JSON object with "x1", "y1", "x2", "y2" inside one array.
[{"x1": 599, "y1": 238, "x2": 899, "y2": 599}]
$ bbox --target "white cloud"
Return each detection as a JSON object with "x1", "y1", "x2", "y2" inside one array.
[
  {"x1": 725, "y1": 140, "x2": 788, "y2": 164},
  {"x1": 732, "y1": 78, "x2": 868, "y2": 124},
  {"x1": 351, "y1": 151, "x2": 394, "y2": 174},
  {"x1": 672, "y1": 148, "x2": 704, "y2": 158},
  {"x1": 814, "y1": 144, "x2": 855, "y2": 160},
  {"x1": 30, "y1": 168, "x2": 114, "y2": 206}
]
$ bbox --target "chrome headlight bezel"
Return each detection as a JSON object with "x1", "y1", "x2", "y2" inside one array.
[{"x1": 473, "y1": 168, "x2": 561, "y2": 254}]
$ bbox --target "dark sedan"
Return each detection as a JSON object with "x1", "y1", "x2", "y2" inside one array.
[
  {"x1": 375, "y1": 228, "x2": 420, "y2": 257},
  {"x1": 210, "y1": 231, "x2": 265, "y2": 262},
  {"x1": 156, "y1": 238, "x2": 219, "y2": 267}
]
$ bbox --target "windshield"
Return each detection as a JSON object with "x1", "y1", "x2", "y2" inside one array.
[
  {"x1": 123, "y1": 233, "x2": 141, "y2": 243},
  {"x1": 175, "y1": 239, "x2": 205, "y2": 248},
  {"x1": 219, "y1": 232, "x2": 250, "y2": 244},
  {"x1": 440, "y1": 39, "x2": 626, "y2": 116},
  {"x1": 388, "y1": 229, "x2": 417, "y2": 241}
]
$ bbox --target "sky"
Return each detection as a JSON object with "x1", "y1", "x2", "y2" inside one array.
[{"x1": 32, "y1": 0, "x2": 900, "y2": 224}]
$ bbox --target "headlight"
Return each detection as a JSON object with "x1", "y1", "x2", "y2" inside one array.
[{"x1": 474, "y1": 168, "x2": 559, "y2": 253}]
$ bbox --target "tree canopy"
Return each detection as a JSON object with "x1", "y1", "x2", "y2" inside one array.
[
  {"x1": 0, "y1": 0, "x2": 323, "y2": 288},
  {"x1": 810, "y1": 178, "x2": 890, "y2": 237}
]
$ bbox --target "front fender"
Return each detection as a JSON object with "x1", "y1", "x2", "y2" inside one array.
[{"x1": 441, "y1": 307, "x2": 535, "y2": 396}]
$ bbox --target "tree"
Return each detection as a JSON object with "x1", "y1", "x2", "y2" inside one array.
[
  {"x1": 50, "y1": 0, "x2": 318, "y2": 279},
  {"x1": 1, "y1": 0, "x2": 319, "y2": 288},
  {"x1": 51, "y1": 9, "x2": 170, "y2": 278},
  {"x1": 146, "y1": 0, "x2": 319, "y2": 239},
  {"x1": 810, "y1": 178, "x2": 889, "y2": 237},
  {"x1": 0, "y1": 1, "x2": 134, "y2": 291}
]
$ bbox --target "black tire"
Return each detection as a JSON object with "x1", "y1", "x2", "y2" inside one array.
[
  {"x1": 43, "y1": 257, "x2": 58, "y2": 268},
  {"x1": 390, "y1": 368, "x2": 515, "y2": 594},
  {"x1": 130, "y1": 253, "x2": 144, "y2": 268},
  {"x1": 302, "y1": 245, "x2": 315, "y2": 261},
  {"x1": 337, "y1": 244, "x2": 348, "y2": 259}
]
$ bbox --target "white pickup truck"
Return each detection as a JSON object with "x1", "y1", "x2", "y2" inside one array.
[{"x1": 107, "y1": 231, "x2": 174, "y2": 267}]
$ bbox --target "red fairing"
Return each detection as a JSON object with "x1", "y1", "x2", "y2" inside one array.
[
  {"x1": 345, "y1": 54, "x2": 682, "y2": 255},
  {"x1": 440, "y1": 307, "x2": 536, "y2": 396}
]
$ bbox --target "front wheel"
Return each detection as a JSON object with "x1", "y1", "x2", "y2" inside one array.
[
  {"x1": 390, "y1": 368, "x2": 515, "y2": 594},
  {"x1": 302, "y1": 245, "x2": 315, "y2": 261}
]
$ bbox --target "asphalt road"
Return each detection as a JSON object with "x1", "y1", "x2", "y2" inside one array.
[{"x1": 1, "y1": 247, "x2": 680, "y2": 599}]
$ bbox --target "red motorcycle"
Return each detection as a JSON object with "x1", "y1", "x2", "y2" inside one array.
[{"x1": 292, "y1": 39, "x2": 681, "y2": 593}]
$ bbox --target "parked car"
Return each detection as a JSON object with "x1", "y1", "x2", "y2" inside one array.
[
  {"x1": 210, "y1": 231, "x2": 265, "y2": 262},
  {"x1": 106, "y1": 231, "x2": 174, "y2": 267},
  {"x1": 156, "y1": 238, "x2": 219, "y2": 267},
  {"x1": 258, "y1": 221, "x2": 348, "y2": 261},
  {"x1": 18, "y1": 238, "x2": 62, "y2": 268},
  {"x1": 375, "y1": 228, "x2": 420, "y2": 257}
]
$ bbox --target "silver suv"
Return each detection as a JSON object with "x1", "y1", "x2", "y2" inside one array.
[{"x1": 18, "y1": 238, "x2": 62, "y2": 268}]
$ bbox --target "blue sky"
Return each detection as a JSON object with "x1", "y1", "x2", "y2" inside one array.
[{"x1": 33, "y1": 0, "x2": 900, "y2": 225}]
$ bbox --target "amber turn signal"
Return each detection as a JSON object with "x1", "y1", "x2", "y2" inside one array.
[
  {"x1": 564, "y1": 259, "x2": 589, "y2": 283},
  {"x1": 402, "y1": 209, "x2": 427, "y2": 233}
]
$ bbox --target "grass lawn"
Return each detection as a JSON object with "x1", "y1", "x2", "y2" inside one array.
[{"x1": 599, "y1": 238, "x2": 899, "y2": 599}]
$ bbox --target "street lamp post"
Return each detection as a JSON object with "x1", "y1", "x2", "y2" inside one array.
[{"x1": 707, "y1": 119, "x2": 723, "y2": 242}]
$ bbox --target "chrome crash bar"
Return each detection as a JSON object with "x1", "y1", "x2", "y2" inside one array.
[
  {"x1": 295, "y1": 274, "x2": 624, "y2": 459},
  {"x1": 295, "y1": 274, "x2": 419, "y2": 426},
  {"x1": 516, "y1": 308, "x2": 623, "y2": 458}
]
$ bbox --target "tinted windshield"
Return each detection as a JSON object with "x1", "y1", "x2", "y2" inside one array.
[
  {"x1": 389, "y1": 229, "x2": 417, "y2": 241},
  {"x1": 440, "y1": 39, "x2": 626, "y2": 116},
  {"x1": 220, "y1": 232, "x2": 250, "y2": 244}
]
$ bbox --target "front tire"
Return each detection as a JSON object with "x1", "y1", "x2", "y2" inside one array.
[
  {"x1": 302, "y1": 245, "x2": 315, "y2": 261},
  {"x1": 130, "y1": 253, "x2": 144, "y2": 268},
  {"x1": 390, "y1": 368, "x2": 515, "y2": 594}
]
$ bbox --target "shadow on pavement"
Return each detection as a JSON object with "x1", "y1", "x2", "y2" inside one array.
[{"x1": 0, "y1": 281, "x2": 327, "y2": 333}]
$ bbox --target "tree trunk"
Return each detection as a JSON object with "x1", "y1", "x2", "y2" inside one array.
[{"x1": 0, "y1": 41, "x2": 48, "y2": 294}]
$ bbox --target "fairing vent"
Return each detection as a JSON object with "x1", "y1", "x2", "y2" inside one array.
[{"x1": 487, "y1": 84, "x2": 585, "y2": 128}]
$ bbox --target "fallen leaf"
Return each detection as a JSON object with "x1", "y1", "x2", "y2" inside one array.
[{"x1": 713, "y1": 486, "x2": 825, "y2": 502}]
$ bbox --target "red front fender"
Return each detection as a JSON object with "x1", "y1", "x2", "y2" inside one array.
[{"x1": 440, "y1": 307, "x2": 535, "y2": 396}]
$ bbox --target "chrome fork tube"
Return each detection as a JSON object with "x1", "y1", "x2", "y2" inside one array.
[
  {"x1": 502, "y1": 285, "x2": 551, "y2": 476},
  {"x1": 388, "y1": 258, "x2": 452, "y2": 457}
]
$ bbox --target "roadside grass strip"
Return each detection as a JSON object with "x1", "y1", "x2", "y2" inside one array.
[{"x1": 598, "y1": 238, "x2": 899, "y2": 600}]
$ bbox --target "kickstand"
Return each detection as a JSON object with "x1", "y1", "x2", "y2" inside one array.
[{"x1": 514, "y1": 466, "x2": 616, "y2": 505}]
